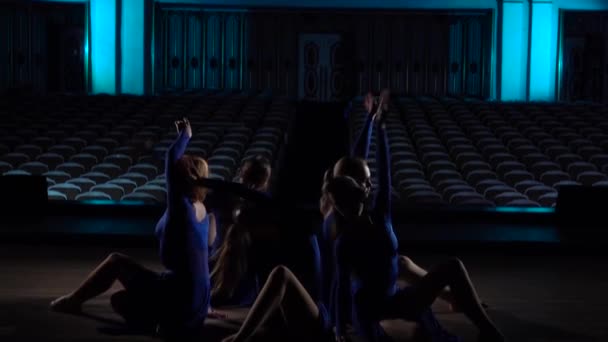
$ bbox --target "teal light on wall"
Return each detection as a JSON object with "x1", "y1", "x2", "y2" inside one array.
[
  {"x1": 555, "y1": 0, "x2": 608, "y2": 10},
  {"x1": 500, "y1": 1, "x2": 528, "y2": 101},
  {"x1": 155, "y1": 0, "x2": 497, "y2": 9},
  {"x1": 90, "y1": 0, "x2": 117, "y2": 94},
  {"x1": 81, "y1": 199, "x2": 147, "y2": 206},
  {"x1": 121, "y1": 0, "x2": 145, "y2": 95},
  {"x1": 529, "y1": 1, "x2": 557, "y2": 101},
  {"x1": 492, "y1": 206, "x2": 554, "y2": 214}
]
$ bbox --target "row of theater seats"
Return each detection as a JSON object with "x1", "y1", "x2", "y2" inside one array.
[
  {"x1": 0, "y1": 91, "x2": 292, "y2": 203},
  {"x1": 349, "y1": 96, "x2": 608, "y2": 207}
]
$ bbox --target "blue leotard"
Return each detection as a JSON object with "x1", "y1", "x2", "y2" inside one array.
[
  {"x1": 154, "y1": 130, "x2": 210, "y2": 331},
  {"x1": 317, "y1": 111, "x2": 375, "y2": 329},
  {"x1": 333, "y1": 120, "x2": 460, "y2": 342},
  {"x1": 196, "y1": 178, "x2": 327, "y2": 329}
]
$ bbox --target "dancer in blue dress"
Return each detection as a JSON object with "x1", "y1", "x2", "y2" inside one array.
[
  {"x1": 324, "y1": 90, "x2": 466, "y2": 314},
  {"x1": 51, "y1": 118, "x2": 212, "y2": 338},
  {"x1": 207, "y1": 156, "x2": 272, "y2": 308},
  {"x1": 329, "y1": 109, "x2": 504, "y2": 342}
]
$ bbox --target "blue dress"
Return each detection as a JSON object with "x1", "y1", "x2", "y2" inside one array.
[
  {"x1": 317, "y1": 109, "x2": 375, "y2": 330},
  {"x1": 333, "y1": 120, "x2": 460, "y2": 342},
  {"x1": 153, "y1": 130, "x2": 210, "y2": 333}
]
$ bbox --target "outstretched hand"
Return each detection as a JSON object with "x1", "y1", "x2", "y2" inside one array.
[
  {"x1": 335, "y1": 334, "x2": 350, "y2": 342},
  {"x1": 175, "y1": 117, "x2": 192, "y2": 138},
  {"x1": 221, "y1": 334, "x2": 237, "y2": 342},
  {"x1": 380, "y1": 88, "x2": 390, "y2": 112},
  {"x1": 373, "y1": 97, "x2": 386, "y2": 124},
  {"x1": 364, "y1": 92, "x2": 376, "y2": 115}
]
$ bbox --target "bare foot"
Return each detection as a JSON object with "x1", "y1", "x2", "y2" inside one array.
[
  {"x1": 207, "y1": 307, "x2": 227, "y2": 320},
  {"x1": 477, "y1": 328, "x2": 505, "y2": 342},
  {"x1": 448, "y1": 301, "x2": 489, "y2": 313},
  {"x1": 221, "y1": 333, "x2": 236, "y2": 342},
  {"x1": 50, "y1": 295, "x2": 81, "y2": 313}
]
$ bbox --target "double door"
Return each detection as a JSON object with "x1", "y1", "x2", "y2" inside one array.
[{"x1": 298, "y1": 34, "x2": 345, "y2": 102}]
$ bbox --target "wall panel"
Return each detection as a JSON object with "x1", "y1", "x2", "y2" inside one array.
[
  {"x1": 223, "y1": 13, "x2": 241, "y2": 89},
  {"x1": 166, "y1": 11, "x2": 184, "y2": 89},
  {"x1": 185, "y1": 11, "x2": 204, "y2": 89},
  {"x1": 205, "y1": 13, "x2": 222, "y2": 88},
  {"x1": 0, "y1": 2, "x2": 85, "y2": 94},
  {"x1": 154, "y1": 5, "x2": 492, "y2": 99},
  {"x1": 0, "y1": 8, "x2": 13, "y2": 91},
  {"x1": 559, "y1": 11, "x2": 608, "y2": 103}
]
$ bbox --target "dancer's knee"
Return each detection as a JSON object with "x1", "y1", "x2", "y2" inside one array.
[
  {"x1": 107, "y1": 252, "x2": 128, "y2": 264},
  {"x1": 399, "y1": 255, "x2": 415, "y2": 270},
  {"x1": 269, "y1": 265, "x2": 292, "y2": 283},
  {"x1": 443, "y1": 257, "x2": 465, "y2": 273}
]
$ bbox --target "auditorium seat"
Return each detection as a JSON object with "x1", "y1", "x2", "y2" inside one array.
[
  {"x1": 133, "y1": 184, "x2": 166, "y2": 202},
  {"x1": 128, "y1": 164, "x2": 159, "y2": 181},
  {"x1": 18, "y1": 161, "x2": 49, "y2": 175},
  {"x1": 80, "y1": 171, "x2": 112, "y2": 184},
  {"x1": 577, "y1": 171, "x2": 608, "y2": 186},
  {"x1": 1, "y1": 152, "x2": 30, "y2": 167},
  {"x1": 14, "y1": 144, "x2": 43, "y2": 159},
  {"x1": 69, "y1": 153, "x2": 98, "y2": 170},
  {"x1": 37, "y1": 153, "x2": 65, "y2": 169},
  {"x1": 47, "y1": 190, "x2": 68, "y2": 201},
  {"x1": 91, "y1": 163, "x2": 122, "y2": 178},
  {"x1": 537, "y1": 192, "x2": 558, "y2": 207},
  {"x1": 118, "y1": 172, "x2": 149, "y2": 186},
  {"x1": 75, "y1": 191, "x2": 112, "y2": 201},
  {"x1": 4, "y1": 169, "x2": 31, "y2": 176},
  {"x1": 66, "y1": 178, "x2": 97, "y2": 192},
  {"x1": 90, "y1": 184, "x2": 125, "y2": 201},
  {"x1": 120, "y1": 192, "x2": 159, "y2": 203},
  {"x1": 107, "y1": 178, "x2": 138, "y2": 194},
  {"x1": 0, "y1": 161, "x2": 12, "y2": 174},
  {"x1": 48, "y1": 145, "x2": 77, "y2": 160},
  {"x1": 56, "y1": 162, "x2": 86, "y2": 178},
  {"x1": 49, "y1": 183, "x2": 82, "y2": 200}
]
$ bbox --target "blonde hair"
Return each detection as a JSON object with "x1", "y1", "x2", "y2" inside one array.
[
  {"x1": 239, "y1": 156, "x2": 271, "y2": 191},
  {"x1": 210, "y1": 221, "x2": 252, "y2": 299},
  {"x1": 174, "y1": 155, "x2": 209, "y2": 202}
]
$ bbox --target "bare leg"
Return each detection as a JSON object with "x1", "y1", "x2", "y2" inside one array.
[
  {"x1": 399, "y1": 255, "x2": 488, "y2": 311},
  {"x1": 224, "y1": 265, "x2": 324, "y2": 342},
  {"x1": 399, "y1": 256, "x2": 454, "y2": 302},
  {"x1": 50, "y1": 253, "x2": 152, "y2": 312},
  {"x1": 404, "y1": 258, "x2": 504, "y2": 341}
]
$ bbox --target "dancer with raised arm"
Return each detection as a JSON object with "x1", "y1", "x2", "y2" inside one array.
[
  {"x1": 326, "y1": 89, "x2": 472, "y2": 312},
  {"x1": 329, "y1": 107, "x2": 504, "y2": 342},
  {"x1": 51, "y1": 118, "x2": 213, "y2": 339}
]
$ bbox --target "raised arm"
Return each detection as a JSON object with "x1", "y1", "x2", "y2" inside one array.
[
  {"x1": 350, "y1": 93, "x2": 375, "y2": 159},
  {"x1": 373, "y1": 112, "x2": 391, "y2": 221},
  {"x1": 165, "y1": 118, "x2": 192, "y2": 201},
  {"x1": 333, "y1": 236, "x2": 351, "y2": 341},
  {"x1": 195, "y1": 178, "x2": 273, "y2": 204}
]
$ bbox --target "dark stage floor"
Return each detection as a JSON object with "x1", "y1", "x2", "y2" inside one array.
[
  {"x1": 1, "y1": 242, "x2": 607, "y2": 342},
  {"x1": 1, "y1": 201, "x2": 606, "y2": 341}
]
